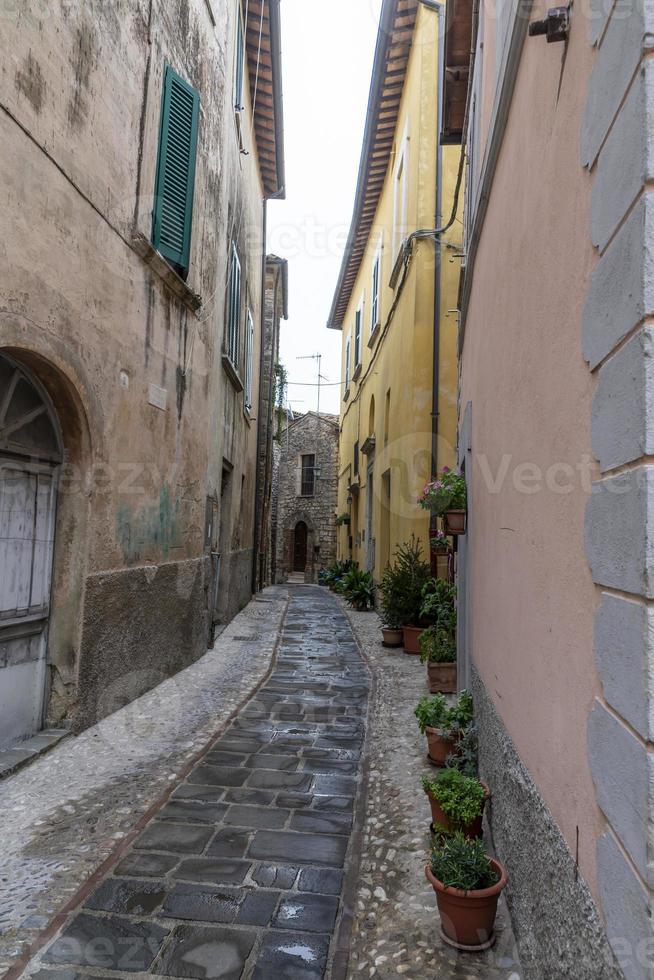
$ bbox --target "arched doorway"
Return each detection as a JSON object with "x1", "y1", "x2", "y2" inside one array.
[
  {"x1": 293, "y1": 521, "x2": 308, "y2": 573},
  {"x1": 0, "y1": 354, "x2": 63, "y2": 747}
]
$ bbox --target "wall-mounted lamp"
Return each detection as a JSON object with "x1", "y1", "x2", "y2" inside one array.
[{"x1": 528, "y1": 5, "x2": 570, "y2": 42}]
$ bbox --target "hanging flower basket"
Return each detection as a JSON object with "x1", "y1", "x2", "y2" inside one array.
[
  {"x1": 430, "y1": 530, "x2": 450, "y2": 553},
  {"x1": 443, "y1": 510, "x2": 467, "y2": 535},
  {"x1": 419, "y1": 468, "x2": 467, "y2": 521}
]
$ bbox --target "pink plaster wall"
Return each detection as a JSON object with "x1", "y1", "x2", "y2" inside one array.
[{"x1": 460, "y1": 12, "x2": 605, "y2": 900}]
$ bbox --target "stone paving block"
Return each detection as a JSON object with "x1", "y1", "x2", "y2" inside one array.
[
  {"x1": 171, "y1": 784, "x2": 226, "y2": 803},
  {"x1": 133, "y1": 823, "x2": 214, "y2": 855},
  {"x1": 42, "y1": 913, "x2": 169, "y2": 971},
  {"x1": 213, "y1": 736, "x2": 272, "y2": 754},
  {"x1": 248, "y1": 830, "x2": 348, "y2": 867},
  {"x1": 161, "y1": 883, "x2": 241, "y2": 924},
  {"x1": 171, "y1": 858, "x2": 251, "y2": 885},
  {"x1": 301, "y1": 758, "x2": 358, "y2": 775},
  {"x1": 84, "y1": 878, "x2": 167, "y2": 915},
  {"x1": 156, "y1": 801, "x2": 229, "y2": 824},
  {"x1": 273, "y1": 892, "x2": 340, "y2": 932},
  {"x1": 312, "y1": 795, "x2": 355, "y2": 813},
  {"x1": 234, "y1": 889, "x2": 280, "y2": 925},
  {"x1": 114, "y1": 852, "x2": 179, "y2": 878},
  {"x1": 186, "y1": 765, "x2": 249, "y2": 788},
  {"x1": 247, "y1": 769, "x2": 313, "y2": 792},
  {"x1": 275, "y1": 792, "x2": 314, "y2": 809},
  {"x1": 221, "y1": 787, "x2": 276, "y2": 806},
  {"x1": 201, "y1": 750, "x2": 248, "y2": 766},
  {"x1": 251, "y1": 864, "x2": 299, "y2": 888},
  {"x1": 243, "y1": 753, "x2": 300, "y2": 771},
  {"x1": 205, "y1": 828, "x2": 252, "y2": 858},
  {"x1": 311, "y1": 773, "x2": 357, "y2": 797},
  {"x1": 223, "y1": 805, "x2": 290, "y2": 830},
  {"x1": 297, "y1": 868, "x2": 344, "y2": 895},
  {"x1": 155, "y1": 924, "x2": 256, "y2": 979},
  {"x1": 290, "y1": 811, "x2": 353, "y2": 836}
]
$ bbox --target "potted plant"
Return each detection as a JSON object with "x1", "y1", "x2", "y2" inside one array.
[
  {"x1": 415, "y1": 690, "x2": 474, "y2": 766},
  {"x1": 431, "y1": 530, "x2": 449, "y2": 554},
  {"x1": 341, "y1": 568, "x2": 375, "y2": 611},
  {"x1": 420, "y1": 627, "x2": 457, "y2": 693},
  {"x1": 425, "y1": 834, "x2": 507, "y2": 951},
  {"x1": 421, "y1": 769, "x2": 490, "y2": 838},
  {"x1": 379, "y1": 538, "x2": 430, "y2": 653},
  {"x1": 419, "y1": 468, "x2": 467, "y2": 535},
  {"x1": 336, "y1": 512, "x2": 351, "y2": 526}
]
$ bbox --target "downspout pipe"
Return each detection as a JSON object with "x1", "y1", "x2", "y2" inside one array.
[{"x1": 432, "y1": 2, "x2": 445, "y2": 479}]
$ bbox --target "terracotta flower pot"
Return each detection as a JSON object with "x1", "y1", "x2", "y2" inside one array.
[
  {"x1": 382, "y1": 627, "x2": 404, "y2": 648},
  {"x1": 425, "y1": 858, "x2": 507, "y2": 951},
  {"x1": 403, "y1": 625, "x2": 424, "y2": 655},
  {"x1": 444, "y1": 509, "x2": 466, "y2": 535},
  {"x1": 425, "y1": 780, "x2": 490, "y2": 838},
  {"x1": 425, "y1": 726, "x2": 456, "y2": 766},
  {"x1": 428, "y1": 661, "x2": 457, "y2": 694}
]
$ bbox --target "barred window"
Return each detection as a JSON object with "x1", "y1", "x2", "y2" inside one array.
[{"x1": 301, "y1": 454, "x2": 316, "y2": 496}]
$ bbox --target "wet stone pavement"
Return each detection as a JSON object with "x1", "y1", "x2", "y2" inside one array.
[{"x1": 24, "y1": 587, "x2": 368, "y2": 980}]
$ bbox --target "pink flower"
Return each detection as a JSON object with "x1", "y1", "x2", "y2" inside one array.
[{"x1": 442, "y1": 466, "x2": 450, "y2": 474}]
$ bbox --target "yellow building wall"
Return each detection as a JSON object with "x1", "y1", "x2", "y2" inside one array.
[{"x1": 336, "y1": 4, "x2": 462, "y2": 579}]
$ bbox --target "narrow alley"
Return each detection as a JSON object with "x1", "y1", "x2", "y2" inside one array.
[{"x1": 1, "y1": 588, "x2": 519, "y2": 980}]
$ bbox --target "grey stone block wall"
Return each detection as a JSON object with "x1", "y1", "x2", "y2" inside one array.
[
  {"x1": 274, "y1": 413, "x2": 338, "y2": 583},
  {"x1": 582, "y1": 2, "x2": 654, "y2": 975},
  {"x1": 473, "y1": 668, "x2": 623, "y2": 980}
]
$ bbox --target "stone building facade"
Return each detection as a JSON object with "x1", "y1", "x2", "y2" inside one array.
[
  {"x1": 275, "y1": 412, "x2": 339, "y2": 583},
  {"x1": 253, "y1": 256, "x2": 287, "y2": 592},
  {"x1": 0, "y1": 0, "x2": 284, "y2": 746}
]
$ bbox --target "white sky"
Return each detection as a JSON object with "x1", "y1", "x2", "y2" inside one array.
[{"x1": 266, "y1": 0, "x2": 384, "y2": 415}]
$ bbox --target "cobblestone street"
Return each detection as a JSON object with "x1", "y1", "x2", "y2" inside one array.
[{"x1": 1, "y1": 586, "x2": 522, "y2": 980}]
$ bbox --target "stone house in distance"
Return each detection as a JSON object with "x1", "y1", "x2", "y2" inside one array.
[
  {"x1": 0, "y1": 0, "x2": 284, "y2": 749},
  {"x1": 275, "y1": 412, "x2": 338, "y2": 583}
]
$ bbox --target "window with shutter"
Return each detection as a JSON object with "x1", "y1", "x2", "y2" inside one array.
[
  {"x1": 344, "y1": 335, "x2": 351, "y2": 393},
  {"x1": 152, "y1": 65, "x2": 200, "y2": 279},
  {"x1": 354, "y1": 307, "x2": 362, "y2": 366},
  {"x1": 244, "y1": 309, "x2": 254, "y2": 410},
  {"x1": 227, "y1": 243, "x2": 242, "y2": 367}
]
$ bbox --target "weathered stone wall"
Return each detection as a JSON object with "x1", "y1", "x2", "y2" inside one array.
[
  {"x1": 473, "y1": 668, "x2": 622, "y2": 980},
  {"x1": 0, "y1": 0, "x2": 278, "y2": 734},
  {"x1": 254, "y1": 258, "x2": 286, "y2": 590},
  {"x1": 275, "y1": 413, "x2": 339, "y2": 583}
]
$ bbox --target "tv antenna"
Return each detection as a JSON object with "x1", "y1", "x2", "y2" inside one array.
[{"x1": 296, "y1": 353, "x2": 328, "y2": 415}]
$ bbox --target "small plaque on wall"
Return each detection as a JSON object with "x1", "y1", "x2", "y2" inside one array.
[{"x1": 148, "y1": 383, "x2": 168, "y2": 411}]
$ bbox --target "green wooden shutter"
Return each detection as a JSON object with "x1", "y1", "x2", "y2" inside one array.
[{"x1": 152, "y1": 65, "x2": 200, "y2": 276}]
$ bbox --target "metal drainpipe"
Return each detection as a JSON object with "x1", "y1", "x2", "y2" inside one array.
[
  {"x1": 251, "y1": 198, "x2": 268, "y2": 596},
  {"x1": 432, "y1": 3, "x2": 445, "y2": 479}
]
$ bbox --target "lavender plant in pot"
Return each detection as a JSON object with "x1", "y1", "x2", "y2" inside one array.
[{"x1": 425, "y1": 834, "x2": 507, "y2": 951}]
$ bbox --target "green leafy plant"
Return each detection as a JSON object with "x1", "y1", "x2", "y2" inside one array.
[
  {"x1": 422, "y1": 769, "x2": 485, "y2": 830},
  {"x1": 419, "y1": 468, "x2": 467, "y2": 516},
  {"x1": 379, "y1": 537, "x2": 431, "y2": 628},
  {"x1": 415, "y1": 694, "x2": 449, "y2": 734},
  {"x1": 446, "y1": 724, "x2": 479, "y2": 777},
  {"x1": 415, "y1": 690, "x2": 474, "y2": 736},
  {"x1": 322, "y1": 559, "x2": 357, "y2": 589},
  {"x1": 336, "y1": 512, "x2": 351, "y2": 526},
  {"x1": 430, "y1": 833, "x2": 498, "y2": 892},
  {"x1": 419, "y1": 626, "x2": 456, "y2": 664},
  {"x1": 341, "y1": 568, "x2": 375, "y2": 611},
  {"x1": 420, "y1": 579, "x2": 456, "y2": 631}
]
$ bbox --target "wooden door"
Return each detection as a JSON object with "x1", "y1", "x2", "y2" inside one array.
[
  {"x1": 0, "y1": 355, "x2": 62, "y2": 747},
  {"x1": 293, "y1": 522, "x2": 308, "y2": 572}
]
